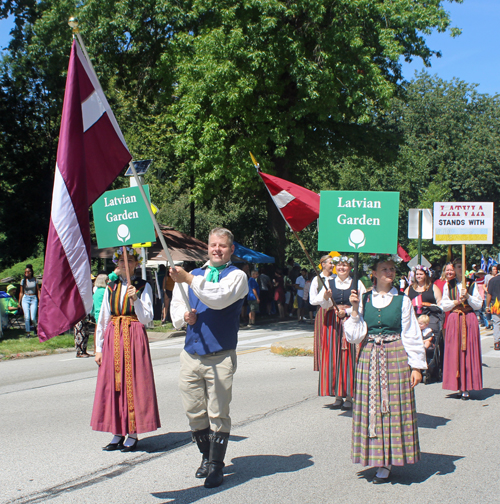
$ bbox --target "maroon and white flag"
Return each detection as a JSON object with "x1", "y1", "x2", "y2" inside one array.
[
  {"x1": 258, "y1": 171, "x2": 320, "y2": 232},
  {"x1": 38, "y1": 39, "x2": 131, "y2": 341}
]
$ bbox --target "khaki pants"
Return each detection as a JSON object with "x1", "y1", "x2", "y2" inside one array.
[{"x1": 179, "y1": 349, "x2": 237, "y2": 433}]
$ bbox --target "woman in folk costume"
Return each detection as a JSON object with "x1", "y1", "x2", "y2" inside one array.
[
  {"x1": 91, "y1": 247, "x2": 160, "y2": 451},
  {"x1": 345, "y1": 257, "x2": 426, "y2": 483},
  {"x1": 309, "y1": 255, "x2": 365, "y2": 410},
  {"x1": 441, "y1": 259, "x2": 483, "y2": 400}
]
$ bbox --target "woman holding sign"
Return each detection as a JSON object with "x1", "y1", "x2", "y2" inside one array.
[
  {"x1": 310, "y1": 255, "x2": 365, "y2": 409},
  {"x1": 346, "y1": 257, "x2": 426, "y2": 483},
  {"x1": 91, "y1": 247, "x2": 160, "y2": 451},
  {"x1": 440, "y1": 259, "x2": 483, "y2": 399}
]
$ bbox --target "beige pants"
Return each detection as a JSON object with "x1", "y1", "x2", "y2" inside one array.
[{"x1": 179, "y1": 349, "x2": 237, "y2": 433}]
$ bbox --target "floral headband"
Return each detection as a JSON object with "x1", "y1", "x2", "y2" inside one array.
[
  {"x1": 112, "y1": 247, "x2": 143, "y2": 265},
  {"x1": 332, "y1": 256, "x2": 354, "y2": 264},
  {"x1": 412, "y1": 264, "x2": 430, "y2": 274},
  {"x1": 369, "y1": 254, "x2": 403, "y2": 269}
]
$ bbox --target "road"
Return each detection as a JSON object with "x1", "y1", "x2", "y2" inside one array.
[{"x1": 1, "y1": 322, "x2": 499, "y2": 504}]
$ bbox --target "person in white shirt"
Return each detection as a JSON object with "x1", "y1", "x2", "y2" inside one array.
[
  {"x1": 345, "y1": 257, "x2": 426, "y2": 483},
  {"x1": 294, "y1": 268, "x2": 307, "y2": 322},
  {"x1": 309, "y1": 255, "x2": 365, "y2": 410}
]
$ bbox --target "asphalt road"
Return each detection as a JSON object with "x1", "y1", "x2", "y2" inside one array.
[{"x1": 1, "y1": 323, "x2": 499, "y2": 504}]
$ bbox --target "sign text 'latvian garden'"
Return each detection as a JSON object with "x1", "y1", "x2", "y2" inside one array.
[
  {"x1": 93, "y1": 185, "x2": 156, "y2": 248},
  {"x1": 318, "y1": 191, "x2": 400, "y2": 254}
]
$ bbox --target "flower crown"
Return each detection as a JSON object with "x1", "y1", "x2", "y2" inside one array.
[
  {"x1": 112, "y1": 247, "x2": 143, "y2": 265},
  {"x1": 369, "y1": 254, "x2": 403, "y2": 269},
  {"x1": 332, "y1": 256, "x2": 354, "y2": 264},
  {"x1": 411, "y1": 264, "x2": 430, "y2": 274}
]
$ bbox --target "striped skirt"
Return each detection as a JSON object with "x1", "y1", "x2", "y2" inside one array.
[
  {"x1": 315, "y1": 308, "x2": 356, "y2": 397},
  {"x1": 352, "y1": 339, "x2": 420, "y2": 467}
]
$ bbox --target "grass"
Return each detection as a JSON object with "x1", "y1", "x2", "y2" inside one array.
[
  {"x1": 273, "y1": 347, "x2": 313, "y2": 357},
  {"x1": 150, "y1": 320, "x2": 175, "y2": 333},
  {"x1": 0, "y1": 329, "x2": 91, "y2": 359}
]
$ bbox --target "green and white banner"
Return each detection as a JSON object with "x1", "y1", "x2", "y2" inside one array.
[
  {"x1": 318, "y1": 191, "x2": 400, "y2": 254},
  {"x1": 92, "y1": 185, "x2": 156, "y2": 248}
]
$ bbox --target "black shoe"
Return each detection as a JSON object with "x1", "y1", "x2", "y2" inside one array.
[
  {"x1": 329, "y1": 400, "x2": 343, "y2": 410},
  {"x1": 341, "y1": 400, "x2": 352, "y2": 411},
  {"x1": 204, "y1": 461, "x2": 225, "y2": 488},
  {"x1": 204, "y1": 431, "x2": 229, "y2": 489},
  {"x1": 372, "y1": 474, "x2": 391, "y2": 484},
  {"x1": 102, "y1": 436, "x2": 125, "y2": 451},
  {"x1": 121, "y1": 438, "x2": 138, "y2": 452},
  {"x1": 461, "y1": 391, "x2": 470, "y2": 401},
  {"x1": 196, "y1": 457, "x2": 210, "y2": 478},
  {"x1": 193, "y1": 428, "x2": 210, "y2": 478}
]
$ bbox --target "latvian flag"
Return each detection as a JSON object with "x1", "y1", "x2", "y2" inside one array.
[
  {"x1": 258, "y1": 171, "x2": 320, "y2": 232},
  {"x1": 38, "y1": 39, "x2": 132, "y2": 341}
]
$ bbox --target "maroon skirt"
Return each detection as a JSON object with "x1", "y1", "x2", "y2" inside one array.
[
  {"x1": 91, "y1": 319, "x2": 161, "y2": 435},
  {"x1": 442, "y1": 311, "x2": 483, "y2": 391}
]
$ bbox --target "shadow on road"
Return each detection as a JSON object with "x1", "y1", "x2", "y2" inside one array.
[
  {"x1": 356, "y1": 451, "x2": 464, "y2": 485},
  {"x1": 137, "y1": 432, "x2": 248, "y2": 454},
  {"x1": 151, "y1": 453, "x2": 314, "y2": 503},
  {"x1": 417, "y1": 412, "x2": 450, "y2": 429}
]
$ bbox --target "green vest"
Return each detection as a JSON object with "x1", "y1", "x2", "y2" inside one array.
[{"x1": 363, "y1": 292, "x2": 404, "y2": 335}]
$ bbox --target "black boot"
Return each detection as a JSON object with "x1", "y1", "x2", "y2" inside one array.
[
  {"x1": 192, "y1": 428, "x2": 210, "y2": 478},
  {"x1": 204, "y1": 431, "x2": 229, "y2": 489}
]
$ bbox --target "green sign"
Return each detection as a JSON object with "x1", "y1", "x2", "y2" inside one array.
[
  {"x1": 318, "y1": 191, "x2": 400, "y2": 254},
  {"x1": 92, "y1": 185, "x2": 156, "y2": 248}
]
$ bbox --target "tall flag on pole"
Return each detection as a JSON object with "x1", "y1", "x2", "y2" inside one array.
[
  {"x1": 256, "y1": 170, "x2": 320, "y2": 232},
  {"x1": 38, "y1": 39, "x2": 132, "y2": 341}
]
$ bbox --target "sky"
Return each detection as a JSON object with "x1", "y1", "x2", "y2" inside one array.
[{"x1": 0, "y1": 1, "x2": 498, "y2": 95}]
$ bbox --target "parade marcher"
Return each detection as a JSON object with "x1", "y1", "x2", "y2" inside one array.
[
  {"x1": 486, "y1": 271, "x2": 500, "y2": 350},
  {"x1": 345, "y1": 257, "x2": 426, "y2": 483},
  {"x1": 170, "y1": 227, "x2": 248, "y2": 489},
  {"x1": 441, "y1": 259, "x2": 483, "y2": 400},
  {"x1": 309, "y1": 255, "x2": 365, "y2": 409},
  {"x1": 405, "y1": 265, "x2": 442, "y2": 316},
  {"x1": 91, "y1": 248, "x2": 160, "y2": 452}
]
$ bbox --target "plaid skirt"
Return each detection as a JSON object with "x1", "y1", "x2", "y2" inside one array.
[{"x1": 352, "y1": 338, "x2": 420, "y2": 467}]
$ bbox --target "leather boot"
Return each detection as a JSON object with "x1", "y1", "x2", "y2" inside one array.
[
  {"x1": 192, "y1": 428, "x2": 210, "y2": 478},
  {"x1": 204, "y1": 431, "x2": 229, "y2": 489}
]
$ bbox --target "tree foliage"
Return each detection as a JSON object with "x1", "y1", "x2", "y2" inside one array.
[{"x1": 0, "y1": 0, "x2": 473, "y2": 269}]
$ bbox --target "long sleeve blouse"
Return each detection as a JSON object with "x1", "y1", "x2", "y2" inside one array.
[
  {"x1": 309, "y1": 275, "x2": 366, "y2": 315},
  {"x1": 440, "y1": 281, "x2": 482, "y2": 312},
  {"x1": 343, "y1": 287, "x2": 427, "y2": 370},
  {"x1": 95, "y1": 277, "x2": 154, "y2": 352},
  {"x1": 171, "y1": 262, "x2": 249, "y2": 330}
]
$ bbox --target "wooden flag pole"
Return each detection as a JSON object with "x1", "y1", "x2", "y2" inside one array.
[
  {"x1": 122, "y1": 246, "x2": 132, "y2": 285},
  {"x1": 462, "y1": 244, "x2": 466, "y2": 287}
]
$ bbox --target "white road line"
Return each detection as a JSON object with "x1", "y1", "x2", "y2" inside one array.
[{"x1": 483, "y1": 350, "x2": 500, "y2": 359}]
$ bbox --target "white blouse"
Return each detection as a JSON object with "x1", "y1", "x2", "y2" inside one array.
[
  {"x1": 343, "y1": 286, "x2": 427, "y2": 370},
  {"x1": 309, "y1": 275, "x2": 366, "y2": 315},
  {"x1": 171, "y1": 262, "x2": 249, "y2": 330},
  {"x1": 440, "y1": 281, "x2": 482, "y2": 312},
  {"x1": 95, "y1": 277, "x2": 154, "y2": 352}
]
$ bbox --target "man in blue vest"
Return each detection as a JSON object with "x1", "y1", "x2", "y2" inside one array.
[{"x1": 170, "y1": 227, "x2": 248, "y2": 488}]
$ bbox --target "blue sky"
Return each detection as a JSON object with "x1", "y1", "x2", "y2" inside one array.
[{"x1": 0, "y1": 1, "x2": 498, "y2": 95}]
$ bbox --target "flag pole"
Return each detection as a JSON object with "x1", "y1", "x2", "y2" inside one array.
[
  {"x1": 69, "y1": 18, "x2": 191, "y2": 311},
  {"x1": 250, "y1": 152, "x2": 337, "y2": 310}
]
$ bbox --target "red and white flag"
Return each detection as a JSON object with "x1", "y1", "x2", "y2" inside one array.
[
  {"x1": 258, "y1": 171, "x2": 319, "y2": 232},
  {"x1": 38, "y1": 39, "x2": 131, "y2": 341}
]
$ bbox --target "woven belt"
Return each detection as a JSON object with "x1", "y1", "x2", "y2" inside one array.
[
  {"x1": 367, "y1": 333, "x2": 401, "y2": 438},
  {"x1": 111, "y1": 314, "x2": 138, "y2": 433}
]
